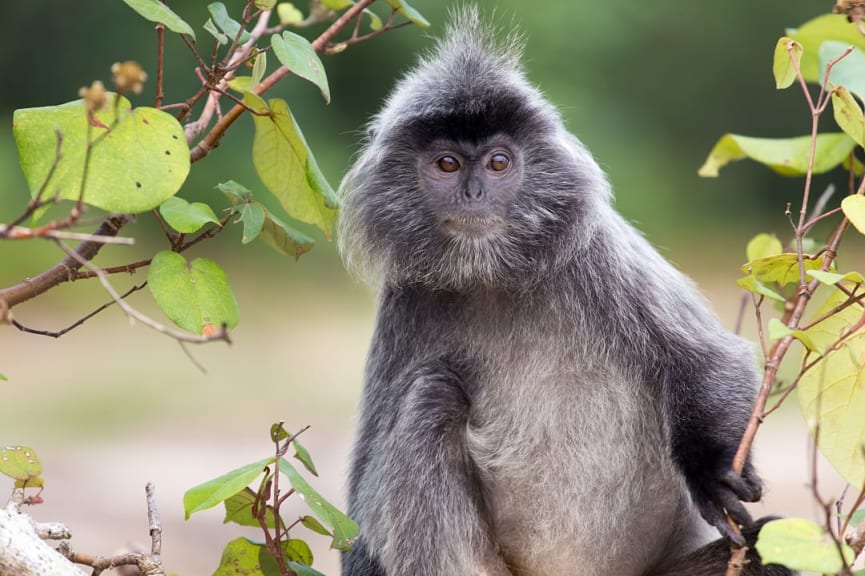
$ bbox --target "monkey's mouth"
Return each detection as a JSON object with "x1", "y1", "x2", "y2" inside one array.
[{"x1": 441, "y1": 214, "x2": 503, "y2": 237}]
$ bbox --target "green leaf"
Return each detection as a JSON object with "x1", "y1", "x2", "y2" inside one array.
[
  {"x1": 698, "y1": 133, "x2": 856, "y2": 178},
  {"x1": 277, "y1": 3, "x2": 304, "y2": 25},
  {"x1": 227, "y1": 76, "x2": 254, "y2": 93},
  {"x1": 260, "y1": 209, "x2": 315, "y2": 258},
  {"x1": 183, "y1": 457, "x2": 273, "y2": 518},
  {"x1": 271, "y1": 32, "x2": 330, "y2": 103},
  {"x1": 807, "y1": 269, "x2": 865, "y2": 285},
  {"x1": 207, "y1": 2, "x2": 251, "y2": 45},
  {"x1": 252, "y1": 52, "x2": 267, "y2": 87},
  {"x1": 788, "y1": 14, "x2": 865, "y2": 81},
  {"x1": 278, "y1": 458, "x2": 359, "y2": 550},
  {"x1": 385, "y1": 0, "x2": 430, "y2": 28},
  {"x1": 0, "y1": 372, "x2": 7, "y2": 382},
  {"x1": 746, "y1": 233, "x2": 783, "y2": 261},
  {"x1": 287, "y1": 561, "x2": 326, "y2": 576},
  {"x1": 122, "y1": 0, "x2": 195, "y2": 39},
  {"x1": 821, "y1": 41, "x2": 865, "y2": 102},
  {"x1": 14, "y1": 475, "x2": 44, "y2": 490},
  {"x1": 218, "y1": 180, "x2": 253, "y2": 202},
  {"x1": 255, "y1": 0, "x2": 277, "y2": 9},
  {"x1": 852, "y1": 508, "x2": 865, "y2": 526},
  {"x1": 159, "y1": 196, "x2": 220, "y2": 234},
  {"x1": 301, "y1": 515, "x2": 331, "y2": 536},
  {"x1": 799, "y1": 289, "x2": 865, "y2": 486},
  {"x1": 767, "y1": 318, "x2": 817, "y2": 352},
  {"x1": 245, "y1": 93, "x2": 338, "y2": 238},
  {"x1": 0, "y1": 446, "x2": 41, "y2": 481},
  {"x1": 320, "y1": 0, "x2": 353, "y2": 8},
  {"x1": 842, "y1": 194, "x2": 865, "y2": 235},
  {"x1": 13, "y1": 95, "x2": 190, "y2": 214},
  {"x1": 147, "y1": 252, "x2": 239, "y2": 335},
  {"x1": 742, "y1": 253, "x2": 826, "y2": 286},
  {"x1": 270, "y1": 422, "x2": 290, "y2": 442},
  {"x1": 203, "y1": 18, "x2": 229, "y2": 45},
  {"x1": 293, "y1": 439, "x2": 318, "y2": 477},
  {"x1": 219, "y1": 181, "x2": 268, "y2": 244},
  {"x1": 832, "y1": 85, "x2": 865, "y2": 148},
  {"x1": 773, "y1": 37, "x2": 802, "y2": 90},
  {"x1": 224, "y1": 487, "x2": 278, "y2": 529},
  {"x1": 363, "y1": 9, "x2": 383, "y2": 30},
  {"x1": 283, "y1": 539, "x2": 313, "y2": 565},
  {"x1": 736, "y1": 275, "x2": 786, "y2": 303},
  {"x1": 756, "y1": 518, "x2": 854, "y2": 573},
  {"x1": 213, "y1": 538, "x2": 265, "y2": 576}
]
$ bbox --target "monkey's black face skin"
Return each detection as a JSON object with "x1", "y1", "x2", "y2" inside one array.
[{"x1": 418, "y1": 136, "x2": 523, "y2": 239}]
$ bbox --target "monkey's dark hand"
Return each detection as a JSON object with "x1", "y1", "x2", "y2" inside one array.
[{"x1": 692, "y1": 462, "x2": 762, "y2": 547}]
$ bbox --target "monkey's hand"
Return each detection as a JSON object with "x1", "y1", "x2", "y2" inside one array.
[{"x1": 692, "y1": 462, "x2": 762, "y2": 547}]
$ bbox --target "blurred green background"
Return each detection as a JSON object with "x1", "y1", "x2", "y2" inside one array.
[{"x1": 0, "y1": 1, "x2": 856, "y2": 575}]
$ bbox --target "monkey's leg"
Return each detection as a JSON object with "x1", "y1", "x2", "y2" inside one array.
[
  {"x1": 357, "y1": 363, "x2": 511, "y2": 576},
  {"x1": 649, "y1": 519, "x2": 796, "y2": 576}
]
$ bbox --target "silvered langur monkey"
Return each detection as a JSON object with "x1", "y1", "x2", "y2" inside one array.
[{"x1": 338, "y1": 8, "x2": 793, "y2": 576}]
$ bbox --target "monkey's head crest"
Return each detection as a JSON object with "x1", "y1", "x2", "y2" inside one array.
[{"x1": 338, "y1": 7, "x2": 610, "y2": 291}]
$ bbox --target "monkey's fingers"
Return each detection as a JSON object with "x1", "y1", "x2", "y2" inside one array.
[
  {"x1": 701, "y1": 503, "x2": 747, "y2": 548},
  {"x1": 721, "y1": 469, "x2": 762, "y2": 503}
]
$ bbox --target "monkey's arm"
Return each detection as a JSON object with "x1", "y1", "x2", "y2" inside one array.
[
  {"x1": 344, "y1": 291, "x2": 511, "y2": 576},
  {"x1": 658, "y1": 321, "x2": 762, "y2": 546}
]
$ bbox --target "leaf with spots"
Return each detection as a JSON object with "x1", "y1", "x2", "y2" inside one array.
[
  {"x1": 147, "y1": 251, "x2": 239, "y2": 335},
  {"x1": 0, "y1": 446, "x2": 42, "y2": 481},
  {"x1": 13, "y1": 93, "x2": 190, "y2": 215}
]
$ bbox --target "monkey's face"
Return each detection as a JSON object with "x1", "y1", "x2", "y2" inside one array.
[{"x1": 418, "y1": 135, "x2": 523, "y2": 240}]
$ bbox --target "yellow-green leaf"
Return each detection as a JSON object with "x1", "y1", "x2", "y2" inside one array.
[
  {"x1": 699, "y1": 133, "x2": 855, "y2": 178},
  {"x1": 736, "y1": 275, "x2": 786, "y2": 303},
  {"x1": 842, "y1": 194, "x2": 865, "y2": 235},
  {"x1": 807, "y1": 269, "x2": 865, "y2": 286},
  {"x1": 385, "y1": 0, "x2": 429, "y2": 28},
  {"x1": 0, "y1": 446, "x2": 41, "y2": 481},
  {"x1": 147, "y1": 252, "x2": 239, "y2": 335},
  {"x1": 798, "y1": 289, "x2": 865, "y2": 486},
  {"x1": 788, "y1": 14, "x2": 865, "y2": 81},
  {"x1": 278, "y1": 2, "x2": 304, "y2": 25},
  {"x1": 756, "y1": 518, "x2": 854, "y2": 573},
  {"x1": 245, "y1": 93, "x2": 338, "y2": 238},
  {"x1": 773, "y1": 36, "x2": 802, "y2": 90},
  {"x1": 159, "y1": 196, "x2": 220, "y2": 234},
  {"x1": 832, "y1": 85, "x2": 865, "y2": 148},
  {"x1": 742, "y1": 253, "x2": 826, "y2": 286},
  {"x1": 746, "y1": 233, "x2": 783, "y2": 261},
  {"x1": 767, "y1": 318, "x2": 817, "y2": 352},
  {"x1": 13, "y1": 95, "x2": 190, "y2": 214}
]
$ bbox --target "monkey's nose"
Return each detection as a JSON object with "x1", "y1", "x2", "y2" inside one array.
[{"x1": 464, "y1": 178, "x2": 484, "y2": 200}]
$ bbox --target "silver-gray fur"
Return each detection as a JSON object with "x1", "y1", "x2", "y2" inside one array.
[{"x1": 339, "y1": 8, "x2": 792, "y2": 576}]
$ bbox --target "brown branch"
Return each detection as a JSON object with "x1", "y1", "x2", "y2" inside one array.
[
  {"x1": 189, "y1": 0, "x2": 376, "y2": 163},
  {"x1": 0, "y1": 215, "x2": 130, "y2": 309},
  {"x1": 11, "y1": 283, "x2": 147, "y2": 338}
]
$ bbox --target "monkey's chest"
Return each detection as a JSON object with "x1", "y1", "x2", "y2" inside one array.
[{"x1": 465, "y1": 360, "x2": 690, "y2": 576}]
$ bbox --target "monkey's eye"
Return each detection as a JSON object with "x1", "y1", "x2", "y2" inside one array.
[
  {"x1": 488, "y1": 153, "x2": 510, "y2": 172},
  {"x1": 436, "y1": 155, "x2": 461, "y2": 173}
]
